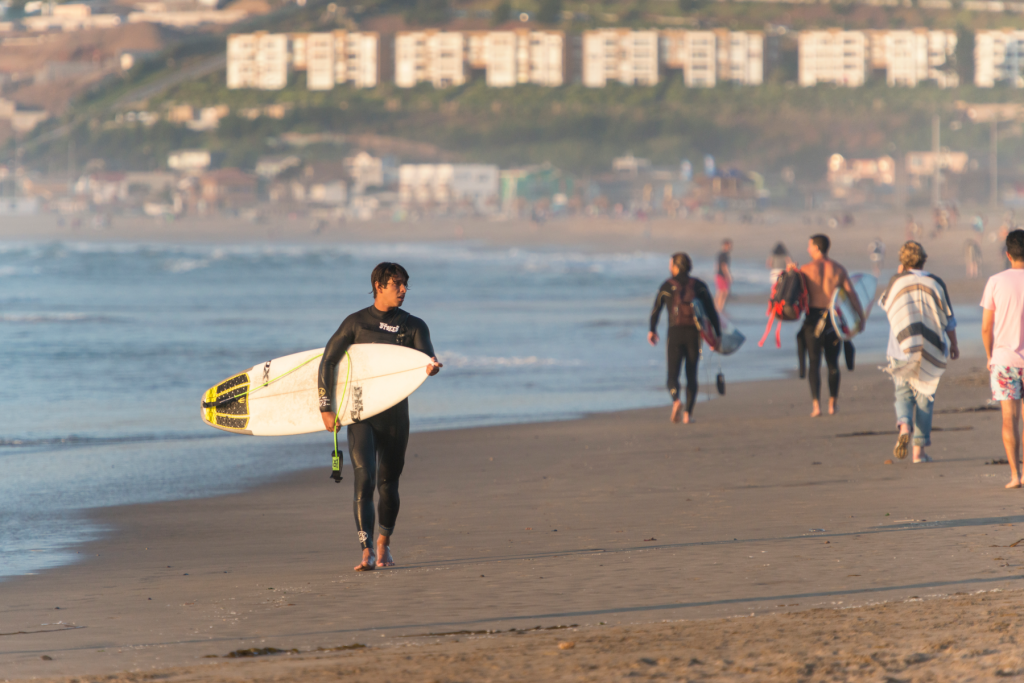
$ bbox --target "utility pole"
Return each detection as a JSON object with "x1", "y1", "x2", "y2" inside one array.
[
  {"x1": 991, "y1": 118, "x2": 999, "y2": 208},
  {"x1": 931, "y1": 113, "x2": 941, "y2": 208}
]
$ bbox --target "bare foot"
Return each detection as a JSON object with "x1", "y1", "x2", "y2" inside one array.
[
  {"x1": 810, "y1": 400, "x2": 821, "y2": 418},
  {"x1": 828, "y1": 398, "x2": 837, "y2": 415},
  {"x1": 1006, "y1": 480, "x2": 1022, "y2": 489},
  {"x1": 376, "y1": 540, "x2": 394, "y2": 568},
  {"x1": 353, "y1": 548, "x2": 376, "y2": 572},
  {"x1": 670, "y1": 401, "x2": 682, "y2": 423},
  {"x1": 682, "y1": 411, "x2": 691, "y2": 424}
]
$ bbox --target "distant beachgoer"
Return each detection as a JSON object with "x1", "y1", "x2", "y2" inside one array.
[
  {"x1": 972, "y1": 215, "x2": 985, "y2": 234},
  {"x1": 982, "y1": 230, "x2": 1024, "y2": 489},
  {"x1": 905, "y1": 214, "x2": 921, "y2": 242},
  {"x1": 932, "y1": 207, "x2": 948, "y2": 237},
  {"x1": 766, "y1": 242, "x2": 793, "y2": 285},
  {"x1": 649, "y1": 252, "x2": 721, "y2": 424},
  {"x1": 796, "y1": 234, "x2": 865, "y2": 418},
  {"x1": 965, "y1": 238, "x2": 982, "y2": 279},
  {"x1": 879, "y1": 242, "x2": 958, "y2": 464},
  {"x1": 714, "y1": 238, "x2": 733, "y2": 312},
  {"x1": 868, "y1": 238, "x2": 886, "y2": 277}
]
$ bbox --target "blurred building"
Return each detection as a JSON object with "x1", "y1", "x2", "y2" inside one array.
[
  {"x1": 293, "y1": 31, "x2": 379, "y2": 90},
  {"x1": 798, "y1": 30, "x2": 867, "y2": 87},
  {"x1": 905, "y1": 151, "x2": 969, "y2": 177},
  {"x1": 395, "y1": 30, "x2": 465, "y2": 88},
  {"x1": 975, "y1": 29, "x2": 1024, "y2": 87},
  {"x1": 227, "y1": 32, "x2": 289, "y2": 90},
  {"x1": 399, "y1": 163, "x2": 498, "y2": 211},
  {"x1": 464, "y1": 29, "x2": 565, "y2": 87},
  {"x1": 582, "y1": 29, "x2": 659, "y2": 87},
  {"x1": 826, "y1": 154, "x2": 895, "y2": 198},
  {"x1": 167, "y1": 149, "x2": 211, "y2": 173},
  {"x1": 867, "y1": 29, "x2": 957, "y2": 88},
  {"x1": 661, "y1": 29, "x2": 764, "y2": 87},
  {"x1": 23, "y1": 4, "x2": 121, "y2": 31},
  {"x1": 201, "y1": 168, "x2": 258, "y2": 211}
]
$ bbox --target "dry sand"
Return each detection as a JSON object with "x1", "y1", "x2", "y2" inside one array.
[{"x1": 3, "y1": 208, "x2": 1021, "y2": 681}]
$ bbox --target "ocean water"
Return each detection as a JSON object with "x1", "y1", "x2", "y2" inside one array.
[{"x1": 0, "y1": 241, "x2": 983, "y2": 579}]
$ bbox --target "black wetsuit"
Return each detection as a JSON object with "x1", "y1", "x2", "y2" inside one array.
[
  {"x1": 318, "y1": 306, "x2": 435, "y2": 549},
  {"x1": 650, "y1": 276, "x2": 720, "y2": 413},
  {"x1": 800, "y1": 307, "x2": 841, "y2": 402}
]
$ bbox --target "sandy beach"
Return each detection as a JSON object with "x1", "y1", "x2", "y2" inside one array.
[
  {"x1": 4, "y1": 207, "x2": 1020, "y2": 681},
  {"x1": 5, "y1": 353, "x2": 1024, "y2": 681}
]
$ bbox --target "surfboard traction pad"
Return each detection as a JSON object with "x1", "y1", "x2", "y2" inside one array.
[{"x1": 203, "y1": 372, "x2": 252, "y2": 433}]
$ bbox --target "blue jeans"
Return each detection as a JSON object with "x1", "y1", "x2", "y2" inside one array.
[{"x1": 894, "y1": 383, "x2": 933, "y2": 447}]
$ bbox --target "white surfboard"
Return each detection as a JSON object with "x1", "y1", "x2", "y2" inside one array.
[
  {"x1": 829, "y1": 272, "x2": 877, "y2": 342},
  {"x1": 200, "y1": 344, "x2": 432, "y2": 436}
]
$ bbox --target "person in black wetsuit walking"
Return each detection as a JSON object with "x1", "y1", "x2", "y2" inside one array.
[
  {"x1": 318, "y1": 262, "x2": 442, "y2": 572},
  {"x1": 648, "y1": 252, "x2": 720, "y2": 424}
]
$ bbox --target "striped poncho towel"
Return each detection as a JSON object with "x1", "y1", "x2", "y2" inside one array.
[{"x1": 879, "y1": 272, "x2": 953, "y2": 397}]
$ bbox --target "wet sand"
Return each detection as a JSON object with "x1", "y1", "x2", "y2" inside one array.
[{"x1": 5, "y1": 355, "x2": 1024, "y2": 681}]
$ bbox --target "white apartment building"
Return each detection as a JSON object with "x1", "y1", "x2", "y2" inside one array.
[
  {"x1": 395, "y1": 30, "x2": 465, "y2": 88},
  {"x1": 227, "y1": 32, "x2": 289, "y2": 90},
  {"x1": 661, "y1": 30, "x2": 763, "y2": 87},
  {"x1": 582, "y1": 29, "x2": 659, "y2": 87},
  {"x1": 798, "y1": 30, "x2": 867, "y2": 87},
  {"x1": 875, "y1": 29, "x2": 957, "y2": 87},
  {"x1": 256, "y1": 33, "x2": 289, "y2": 90},
  {"x1": 470, "y1": 30, "x2": 565, "y2": 87},
  {"x1": 226, "y1": 33, "x2": 258, "y2": 89},
  {"x1": 340, "y1": 32, "x2": 380, "y2": 88},
  {"x1": 230, "y1": 31, "x2": 378, "y2": 91},
  {"x1": 975, "y1": 29, "x2": 1024, "y2": 87},
  {"x1": 717, "y1": 30, "x2": 764, "y2": 85},
  {"x1": 528, "y1": 31, "x2": 565, "y2": 86},
  {"x1": 305, "y1": 32, "x2": 335, "y2": 90},
  {"x1": 662, "y1": 30, "x2": 715, "y2": 86}
]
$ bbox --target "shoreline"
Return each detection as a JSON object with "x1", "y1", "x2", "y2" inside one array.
[{"x1": 4, "y1": 355, "x2": 1022, "y2": 681}]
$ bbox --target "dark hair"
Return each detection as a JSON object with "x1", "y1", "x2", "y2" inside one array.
[
  {"x1": 671, "y1": 252, "x2": 692, "y2": 276},
  {"x1": 772, "y1": 242, "x2": 788, "y2": 256},
  {"x1": 370, "y1": 262, "x2": 409, "y2": 296},
  {"x1": 810, "y1": 234, "x2": 830, "y2": 255},
  {"x1": 1008, "y1": 230, "x2": 1024, "y2": 261}
]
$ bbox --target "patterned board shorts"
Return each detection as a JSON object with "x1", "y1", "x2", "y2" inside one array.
[{"x1": 991, "y1": 365, "x2": 1024, "y2": 401}]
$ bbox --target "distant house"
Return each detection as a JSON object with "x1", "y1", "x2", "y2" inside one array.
[
  {"x1": 168, "y1": 149, "x2": 212, "y2": 173},
  {"x1": 75, "y1": 171, "x2": 127, "y2": 205},
  {"x1": 399, "y1": 163, "x2": 499, "y2": 212},
  {"x1": 342, "y1": 151, "x2": 384, "y2": 193},
  {"x1": 289, "y1": 162, "x2": 348, "y2": 205},
  {"x1": 255, "y1": 155, "x2": 301, "y2": 179},
  {"x1": 200, "y1": 168, "x2": 258, "y2": 209}
]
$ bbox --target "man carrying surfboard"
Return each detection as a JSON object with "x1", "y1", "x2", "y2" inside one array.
[
  {"x1": 649, "y1": 252, "x2": 721, "y2": 424},
  {"x1": 794, "y1": 234, "x2": 865, "y2": 418},
  {"x1": 318, "y1": 262, "x2": 442, "y2": 571}
]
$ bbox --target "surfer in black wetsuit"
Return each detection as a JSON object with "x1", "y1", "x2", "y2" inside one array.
[
  {"x1": 649, "y1": 252, "x2": 720, "y2": 424},
  {"x1": 318, "y1": 262, "x2": 441, "y2": 572}
]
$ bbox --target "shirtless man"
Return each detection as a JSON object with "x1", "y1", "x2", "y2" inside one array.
[
  {"x1": 318, "y1": 262, "x2": 441, "y2": 571},
  {"x1": 796, "y1": 234, "x2": 865, "y2": 417}
]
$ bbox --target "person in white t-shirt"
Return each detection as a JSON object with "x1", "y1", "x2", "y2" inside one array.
[{"x1": 981, "y1": 229, "x2": 1024, "y2": 489}]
